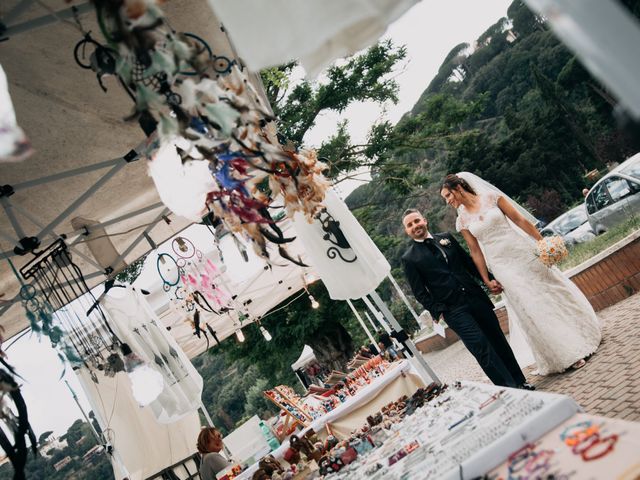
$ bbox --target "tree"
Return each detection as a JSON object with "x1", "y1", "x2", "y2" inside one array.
[
  {"x1": 38, "y1": 431, "x2": 54, "y2": 446},
  {"x1": 261, "y1": 40, "x2": 407, "y2": 172}
]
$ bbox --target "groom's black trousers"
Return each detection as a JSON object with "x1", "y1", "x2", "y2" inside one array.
[{"x1": 444, "y1": 293, "x2": 526, "y2": 388}]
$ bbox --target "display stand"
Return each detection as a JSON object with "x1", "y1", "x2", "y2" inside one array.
[
  {"x1": 264, "y1": 386, "x2": 312, "y2": 435},
  {"x1": 486, "y1": 412, "x2": 640, "y2": 479}
]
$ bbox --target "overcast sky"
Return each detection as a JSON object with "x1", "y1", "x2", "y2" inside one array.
[
  {"x1": 6, "y1": 0, "x2": 514, "y2": 439},
  {"x1": 306, "y1": 0, "x2": 514, "y2": 197}
]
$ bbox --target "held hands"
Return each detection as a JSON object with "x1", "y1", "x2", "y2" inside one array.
[{"x1": 485, "y1": 279, "x2": 503, "y2": 294}]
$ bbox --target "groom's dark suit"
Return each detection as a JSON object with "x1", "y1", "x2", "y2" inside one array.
[{"x1": 402, "y1": 232, "x2": 526, "y2": 388}]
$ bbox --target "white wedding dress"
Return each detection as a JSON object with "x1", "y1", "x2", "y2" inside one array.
[{"x1": 456, "y1": 192, "x2": 602, "y2": 375}]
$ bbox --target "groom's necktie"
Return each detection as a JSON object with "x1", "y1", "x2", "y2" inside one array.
[{"x1": 426, "y1": 238, "x2": 448, "y2": 264}]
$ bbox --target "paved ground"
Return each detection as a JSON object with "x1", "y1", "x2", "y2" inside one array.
[{"x1": 422, "y1": 292, "x2": 640, "y2": 421}]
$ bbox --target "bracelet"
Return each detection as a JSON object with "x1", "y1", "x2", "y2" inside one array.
[
  {"x1": 571, "y1": 434, "x2": 600, "y2": 455},
  {"x1": 559, "y1": 421, "x2": 592, "y2": 442},
  {"x1": 564, "y1": 425, "x2": 600, "y2": 447},
  {"x1": 581, "y1": 434, "x2": 618, "y2": 461}
]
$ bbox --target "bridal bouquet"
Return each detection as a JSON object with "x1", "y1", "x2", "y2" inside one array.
[{"x1": 535, "y1": 236, "x2": 568, "y2": 267}]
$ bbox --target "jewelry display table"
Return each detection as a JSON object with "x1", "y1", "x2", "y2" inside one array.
[
  {"x1": 325, "y1": 381, "x2": 580, "y2": 480},
  {"x1": 307, "y1": 360, "x2": 423, "y2": 440}
]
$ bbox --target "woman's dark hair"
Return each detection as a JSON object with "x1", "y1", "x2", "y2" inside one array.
[{"x1": 442, "y1": 174, "x2": 476, "y2": 195}]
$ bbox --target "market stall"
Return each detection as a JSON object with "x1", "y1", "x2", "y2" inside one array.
[
  {"x1": 2, "y1": 1, "x2": 640, "y2": 479},
  {"x1": 240, "y1": 380, "x2": 640, "y2": 480}
]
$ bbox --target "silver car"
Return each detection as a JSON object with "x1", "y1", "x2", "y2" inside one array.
[
  {"x1": 585, "y1": 153, "x2": 640, "y2": 234},
  {"x1": 541, "y1": 205, "x2": 596, "y2": 245}
]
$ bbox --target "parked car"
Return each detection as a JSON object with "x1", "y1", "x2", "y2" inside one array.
[
  {"x1": 585, "y1": 153, "x2": 640, "y2": 234},
  {"x1": 541, "y1": 204, "x2": 596, "y2": 245}
]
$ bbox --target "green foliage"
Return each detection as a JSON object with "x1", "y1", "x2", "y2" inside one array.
[
  {"x1": 266, "y1": 39, "x2": 406, "y2": 144},
  {"x1": 558, "y1": 216, "x2": 640, "y2": 270},
  {"x1": 0, "y1": 420, "x2": 112, "y2": 480},
  {"x1": 261, "y1": 39, "x2": 407, "y2": 181}
]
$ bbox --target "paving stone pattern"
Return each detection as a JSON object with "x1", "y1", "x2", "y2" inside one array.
[{"x1": 422, "y1": 293, "x2": 640, "y2": 421}]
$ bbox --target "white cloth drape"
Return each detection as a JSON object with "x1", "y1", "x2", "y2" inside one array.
[
  {"x1": 0, "y1": 63, "x2": 32, "y2": 162},
  {"x1": 102, "y1": 286, "x2": 204, "y2": 422},
  {"x1": 293, "y1": 189, "x2": 390, "y2": 300},
  {"x1": 208, "y1": 0, "x2": 420, "y2": 77},
  {"x1": 76, "y1": 367, "x2": 201, "y2": 480}
]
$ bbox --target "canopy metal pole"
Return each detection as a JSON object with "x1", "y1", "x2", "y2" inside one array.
[
  {"x1": 346, "y1": 299, "x2": 379, "y2": 353},
  {"x1": 387, "y1": 273, "x2": 427, "y2": 329},
  {"x1": 64, "y1": 380, "x2": 103, "y2": 446},
  {"x1": 2, "y1": 2, "x2": 94, "y2": 38},
  {"x1": 106, "y1": 208, "x2": 170, "y2": 273},
  {"x1": 369, "y1": 291, "x2": 440, "y2": 384},
  {"x1": 12, "y1": 156, "x2": 126, "y2": 191},
  {"x1": 199, "y1": 402, "x2": 215, "y2": 427},
  {"x1": 37, "y1": 162, "x2": 127, "y2": 240},
  {"x1": 361, "y1": 295, "x2": 391, "y2": 335},
  {"x1": 363, "y1": 311, "x2": 378, "y2": 332},
  {"x1": 1, "y1": 0, "x2": 36, "y2": 27}
]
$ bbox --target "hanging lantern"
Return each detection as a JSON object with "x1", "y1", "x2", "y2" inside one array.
[
  {"x1": 235, "y1": 329, "x2": 245, "y2": 343},
  {"x1": 258, "y1": 323, "x2": 272, "y2": 342},
  {"x1": 308, "y1": 294, "x2": 320, "y2": 310},
  {"x1": 121, "y1": 343, "x2": 164, "y2": 407}
]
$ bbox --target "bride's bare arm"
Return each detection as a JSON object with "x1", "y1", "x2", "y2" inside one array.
[
  {"x1": 460, "y1": 229, "x2": 492, "y2": 285},
  {"x1": 497, "y1": 196, "x2": 543, "y2": 241}
]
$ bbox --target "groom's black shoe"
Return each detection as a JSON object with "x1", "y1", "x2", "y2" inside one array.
[{"x1": 518, "y1": 383, "x2": 536, "y2": 391}]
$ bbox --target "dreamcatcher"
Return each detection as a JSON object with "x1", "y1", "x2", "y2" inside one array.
[
  {"x1": 157, "y1": 236, "x2": 230, "y2": 315},
  {"x1": 89, "y1": 0, "x2": 328, "y2": 264}
]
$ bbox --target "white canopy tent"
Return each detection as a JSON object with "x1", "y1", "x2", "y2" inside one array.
[
  {"x1": 291, "y1": 344, "x2": 316, "y2": 372},
  {"x1": 2, "y1": 1, "x2": 639, "y2": 479}
]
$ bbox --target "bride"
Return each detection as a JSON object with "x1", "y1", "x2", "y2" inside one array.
[{"x1": 440, "y1": 172, "x2": 601, "y2": 375}]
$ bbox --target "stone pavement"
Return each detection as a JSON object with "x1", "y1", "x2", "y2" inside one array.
[{"x1": 421, "y1": 292, "x2": 640, "y2": 421}]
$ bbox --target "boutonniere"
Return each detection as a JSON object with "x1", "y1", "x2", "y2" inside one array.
[{"x1": 439, "y1": 238, "x2": 451, "y2": 247}]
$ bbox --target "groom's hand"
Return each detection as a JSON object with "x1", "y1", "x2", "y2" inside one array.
[{"x1": 486, "y1": 280, "x2": 503, "y2": 294}]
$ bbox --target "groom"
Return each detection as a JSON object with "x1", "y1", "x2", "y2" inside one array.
[{"x1": 401, "y1": 209, "x2": 533, "y2": 389}]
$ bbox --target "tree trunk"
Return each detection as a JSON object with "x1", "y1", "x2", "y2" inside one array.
[{"x1": 307, "y1": 322, "x2": 354, "y2": 372}]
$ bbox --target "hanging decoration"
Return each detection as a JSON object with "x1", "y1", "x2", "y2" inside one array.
[
  {"x1": 101, "y1": 286, "x2": 203, "y2": 418},
  {"x1": 19, "y1": 240, "x2": 124, "y2": 373},
  {"x1": 89, "y1": 0, "x2": 330, "y2": 263},
  {"x1": 157, "y1": 236, "x2": 230, "y2": 315},
  {"x1": 0, "y1": 366, "x2": 38, "y2": 480}
]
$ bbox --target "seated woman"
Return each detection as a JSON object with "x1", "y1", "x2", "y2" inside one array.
[{"x1": 197, "y1": 427, "x2": 232, "y2": 480}]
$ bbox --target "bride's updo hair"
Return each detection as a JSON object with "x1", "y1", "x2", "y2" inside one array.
[{"x1": 442, "y1": 174, "x2": 476, "y2": 195}]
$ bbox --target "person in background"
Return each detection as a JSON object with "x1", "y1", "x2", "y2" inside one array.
[
  {"x1": 582, "y1": 188, "x2": 590, "y2": 197},
  {"x1": 377, "y1": 341, "x2": 399, "y2": 361},
  {"x1": 197, "y1": 427, "x2": 232, "y2": 480}
]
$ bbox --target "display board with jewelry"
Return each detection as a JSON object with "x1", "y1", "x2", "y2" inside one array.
[
  {"x1": 484, "y1": 412, "x2": 640, "y2": 480},
  {"x1": 264, "y1": 357, "x2": 394, "y2": 428},
  {"x1": 312, "y1": 381, "x2": 581, "y2": 480}
]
